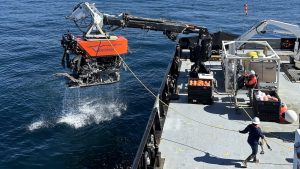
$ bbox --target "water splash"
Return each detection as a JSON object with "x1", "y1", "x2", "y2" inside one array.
[
  {"x1": 57, "y1": 99, "x2": 127, "y2": 128},
  {"x1": 28, "y1": 85, "x2": 126, "y2": 130},
  {"x1": 28, "y1": 120, "x2": 47, "y2": 131}
]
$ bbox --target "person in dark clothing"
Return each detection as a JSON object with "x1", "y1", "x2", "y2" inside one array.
[{"x1": 239, "y1": 117, "x2": 265, "y2": 168}]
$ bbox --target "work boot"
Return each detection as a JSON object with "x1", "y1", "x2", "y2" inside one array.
[
  {"x1": 253, "y1": 156, "x2": 259, "y2": 163},
  {"x1": 242, "y1": 160, "x2": 247, "y2": 168},
  {"x1": 245, "y1": 155, "x2": 253, "y2": 162}
]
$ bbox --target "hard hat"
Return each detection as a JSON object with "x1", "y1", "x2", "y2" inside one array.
[
  {"x1": 250, "y1": 70, "x2": 255, "y2": 75},
  {"x1": 252, "y1": 117, "x2": 260, "y2": 124}
]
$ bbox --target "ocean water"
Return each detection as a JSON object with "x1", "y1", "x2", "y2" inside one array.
[{"x1": 0, "y1": 0, "x2": 299, "y2": 168}]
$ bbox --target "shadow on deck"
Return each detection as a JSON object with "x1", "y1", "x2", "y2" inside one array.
[
  {"x1": 265, "y1": 131, "x2": 295, "y2": 142},
  {"x1": 194, "y1": 153, "x2": 243, "y2": 168},
  {"x1": 162, "y1": 138, "x2": 244, "y2": 168},
  {"x1": 203, "y1": 102, "x2": 251, "y2": 121}
]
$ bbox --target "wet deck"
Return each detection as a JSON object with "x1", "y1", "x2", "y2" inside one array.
[{"x1": 159, "y1": 59, "x2": 299, "y2": 169}]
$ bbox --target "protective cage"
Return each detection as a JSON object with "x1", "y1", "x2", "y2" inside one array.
[{"x1": 221, "y1": 41, "x2": 281, "y2": 93}]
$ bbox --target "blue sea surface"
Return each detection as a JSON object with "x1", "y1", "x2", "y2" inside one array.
[{"x1": 0, "y1": 0, "x2": 299, "y2": 168}]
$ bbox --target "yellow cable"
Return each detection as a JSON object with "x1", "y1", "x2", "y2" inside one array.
[
  {"x1": 102, "y1": 34, "x2": 239, "y2": 132},
  {"x1": 235, "y1": 95, "x2": 294, "y2": 150},
  {"x1": 102, "y1": 33, "x2": 294, "y2": 151},
  {"x1": 103, "y1": 35, "x2": 157, "y2": 98}
]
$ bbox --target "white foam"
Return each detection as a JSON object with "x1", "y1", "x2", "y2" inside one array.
[
  {"x1": 57, "y1": 99, "x2": 127, "y2": 128},
  {"x1": 28, "y1": 89, "x2": 127, "y2": 130},
  {"x1": 28, "y1": 120, "x2": 47, "y2": 131}
]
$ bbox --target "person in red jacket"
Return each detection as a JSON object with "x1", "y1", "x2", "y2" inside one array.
[
  {"x1": 245, "y1": 70, "x2": 257, "y2": 88},
  {"x1": 244, "y1": 70, "x2": 258, "y2": 103}
]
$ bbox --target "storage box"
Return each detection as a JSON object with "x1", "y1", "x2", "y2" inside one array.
[
  {"x1": 188, "y1": 73, "x2": 213, "y2": 104},
  {"x1": 252, "y1": 89, "x2": 281, "y2": 122}
]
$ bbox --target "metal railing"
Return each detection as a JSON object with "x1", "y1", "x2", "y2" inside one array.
[{"x1": 131, "y1": 49, "x2": 180, "y2": 169}]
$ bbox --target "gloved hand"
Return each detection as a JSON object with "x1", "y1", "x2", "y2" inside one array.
[{"x1": 239, "y1": 130, "x2": 243, "y2": 133}]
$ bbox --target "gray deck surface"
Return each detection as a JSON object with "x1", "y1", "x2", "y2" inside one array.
[{"x1": 159, "y1": 59, "x2": 299, "y2": 169}]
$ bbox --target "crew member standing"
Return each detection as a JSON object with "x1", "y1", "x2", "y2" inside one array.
[
  {"x1": 245, "y1": 70, "x2": 257, "y2": 104},
  {"x1": 239, "y1": 117, "x2": 265, "y2": 168}
]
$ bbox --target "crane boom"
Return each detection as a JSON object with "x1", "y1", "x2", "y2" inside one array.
[
  {"x1": 66, "y1": 2, "x2": 207, "y2": 40},
  {"x1": 235, "y1": 19, "x2": 300, "y2": 61},
  {"x1": 236, "y1": 20, "x2": 300, "y2": 41},
  {"x1": 102, "y1": 13, "x2": 203, "y2": 40}
]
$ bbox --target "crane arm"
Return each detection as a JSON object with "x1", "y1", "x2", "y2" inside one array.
[
  {"x1": 236, "y1": 19, "x2": 300, "y2": 41},
  {"x1": 235, "y1": 20, "x2": 300, "y2": 60},
  {"x1": 102, "y1": 12, "x2": 213, "y2": 68},
  {"x1": 66, "y1": 2, "x2": 208, "y2": 40},
  {"x1": 102, "y1": 13, "x2": 203, "y2": 40}
]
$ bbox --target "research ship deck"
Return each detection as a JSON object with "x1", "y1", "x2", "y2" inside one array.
[{"x1": 159, "y1": 59, "x2": 298, "y2": 169}]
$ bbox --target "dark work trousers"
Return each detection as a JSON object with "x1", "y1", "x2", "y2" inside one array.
[{"x1": 246, "y1": 143, "x2": 258, "y2": 161}]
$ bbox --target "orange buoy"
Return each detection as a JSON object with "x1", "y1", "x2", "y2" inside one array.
[{"x1": 244, "y1": 2, "x2": 248, "y2": 16}]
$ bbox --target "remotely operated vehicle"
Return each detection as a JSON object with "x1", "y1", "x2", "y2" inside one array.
[{"x1": 56, "y1": 2, "x2": 212, "y2": 88}]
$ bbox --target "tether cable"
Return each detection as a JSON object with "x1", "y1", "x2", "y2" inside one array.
[
  {"x1": 233, "y1": 92, "x2": 294, "y2": 150},
  {"x1": 102, "y1": 33, "x2": 239, "y2": 132},
  {"x1": 101, "y1": 33, "x2": 294, "y2": 151}
]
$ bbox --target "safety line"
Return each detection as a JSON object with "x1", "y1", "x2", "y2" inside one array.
[
  {"x1": 102, "y1": 33, "x2": 294, "y2": 151},
  {"x1": 102, "y1": 34, "x2": 157, "y2": 98},
  {"x1": 229, "y1": 91, "x2": 294, "y2": 142},
  {"x1": 102, "y1": 34, "x2": 241, "y2": 133},
  {"x1": 240, "y1": 106, "x2": 293, "y2": 149},
  {"x1": 234, "y1": 93, "x2": 294, "y2": 149}
]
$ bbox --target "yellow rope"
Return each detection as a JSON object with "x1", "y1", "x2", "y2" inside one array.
[
  {"x1": 103, "y1": 34, "x2": 242, "y2": 131},
  {"x1": 102, "y1": 33, "x2": 294, "y2": 151},
  {"x1": 235, "y1": 96, "x2": 294, "y2": 150},
  {"x1": 103, "y1": 36, "x2": 157, "y2": 98}
]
